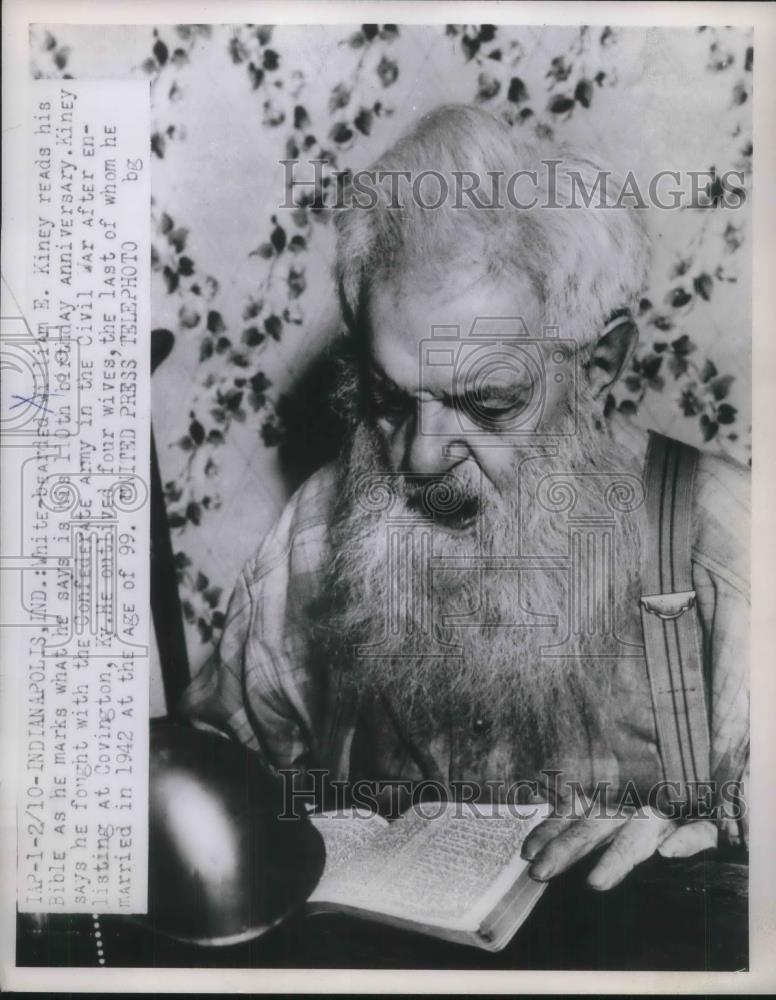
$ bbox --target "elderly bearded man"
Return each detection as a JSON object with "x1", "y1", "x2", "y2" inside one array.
[{"x1": 180, "y1": 105, "x2": 749, "y2": 893}]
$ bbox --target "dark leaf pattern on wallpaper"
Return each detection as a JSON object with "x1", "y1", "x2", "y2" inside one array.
[
  {"x1": 507, "y1": 77, "x2": 529, "y2": 104},
  {"x1": 573, "y1": 78, "x2": 593, "y2": 108},
  {"x1": 376, "y1": 56, "x2": 399, "y2": 88}
]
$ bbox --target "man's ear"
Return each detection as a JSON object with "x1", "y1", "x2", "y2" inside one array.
[{"x1": 587, "y1": 315, "x2": 639, "y2": 399}]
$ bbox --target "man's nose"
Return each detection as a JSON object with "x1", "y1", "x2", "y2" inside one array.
[{"x1": 403, "y1": 399, "x2": 471, "y2": 475}]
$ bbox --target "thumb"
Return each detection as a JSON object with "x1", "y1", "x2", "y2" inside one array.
[{"x1": 658, "y1": 819, "x2": 718, "y2": 858}]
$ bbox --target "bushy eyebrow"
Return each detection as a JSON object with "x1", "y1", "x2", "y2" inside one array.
[
  {"x1": 366, "y1": 361, "x2": 528, "y2": 407},
  {"x1": 366, "y1": 362, "x2": 412, "y2": 397}
]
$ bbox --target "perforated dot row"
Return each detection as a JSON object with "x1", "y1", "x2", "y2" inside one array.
[{"x1": 92, "y1": 914, "x2": 105, "y2": 966}]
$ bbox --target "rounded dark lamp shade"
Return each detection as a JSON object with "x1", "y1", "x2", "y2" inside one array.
[{"x1": 138, "y1": 722, "x2": 325, "y2": 946}]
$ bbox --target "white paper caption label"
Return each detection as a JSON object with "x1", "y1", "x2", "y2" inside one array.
[{"x1": 11, "y1": 80, "x2": 150, "y2": 914}]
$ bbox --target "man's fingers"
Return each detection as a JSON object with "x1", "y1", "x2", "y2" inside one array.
[
  {"x1": 528, "y1": 816, "x2": 627, "y2": 881},
  {"x1": 521, "y1": 816, "x2": 574, "y2": 861},
  {"x1": 587, "y1": 812, "x2": 675, "y2": 891},
  {"x1": 658, "y1": 819, "x2": 718, "y2": 859}
]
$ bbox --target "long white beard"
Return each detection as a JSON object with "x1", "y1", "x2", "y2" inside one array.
[{"x1": 320, "y1": 389, "x2": 643, "y2": 776}]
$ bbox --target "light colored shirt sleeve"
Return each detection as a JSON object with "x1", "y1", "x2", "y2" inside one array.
[{"x1": 178, "y1": 467, "x2": 337, "y2": 774}]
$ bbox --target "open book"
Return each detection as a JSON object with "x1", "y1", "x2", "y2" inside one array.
[{"x1": 306, "y1": 800, "x2": 551, "y2": 952}]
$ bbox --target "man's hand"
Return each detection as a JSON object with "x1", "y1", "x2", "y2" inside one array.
[{"x1": 521, "y1": 807, "x2": 719, "y2": 891}]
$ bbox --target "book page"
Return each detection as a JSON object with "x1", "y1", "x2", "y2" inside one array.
[
  {"x1": 308, "y1": 808, "x2": 389, "y2": 881},
  {"x1": 308, "y1": 802, "x2": 549, "y2": 932}
]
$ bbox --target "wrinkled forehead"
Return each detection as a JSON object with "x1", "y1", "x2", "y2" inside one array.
[{"x1": 365, "y1": 270, "x2": 548, "y2": 394}]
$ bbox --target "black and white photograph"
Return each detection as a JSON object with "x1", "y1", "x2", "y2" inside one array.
[{"x1": 2, "y1": 1, "x2": 774, "y2": 992}]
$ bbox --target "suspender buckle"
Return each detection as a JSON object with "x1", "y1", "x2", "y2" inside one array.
[{"x1": 640, "y1": 590, "x2": 697, "y2": 620}]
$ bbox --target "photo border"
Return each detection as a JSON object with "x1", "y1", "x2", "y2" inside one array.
[{"x1": 2, "y1": 0, "x2": 774, "y2": 993}]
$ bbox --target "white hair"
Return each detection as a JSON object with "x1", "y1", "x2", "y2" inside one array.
[{"x1": 334, "y1": 104, "x2": 651, "y2": 349}]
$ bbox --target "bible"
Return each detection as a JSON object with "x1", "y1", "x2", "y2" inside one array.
[{"x1": 306, "y1": 800, "x2": 551, "y2": 951}]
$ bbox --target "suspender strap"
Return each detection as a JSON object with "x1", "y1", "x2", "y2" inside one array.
[{"x1": 640, "y1": 432, "x2": 711, "y2": 795}]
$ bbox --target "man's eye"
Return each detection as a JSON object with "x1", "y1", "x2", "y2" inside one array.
[
  {"x1": 463, "y1": 391, "x2": 528, "y2": 426},
  {"x1": 371, "y1": 387, "x2": 412, "y2": 424}
]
